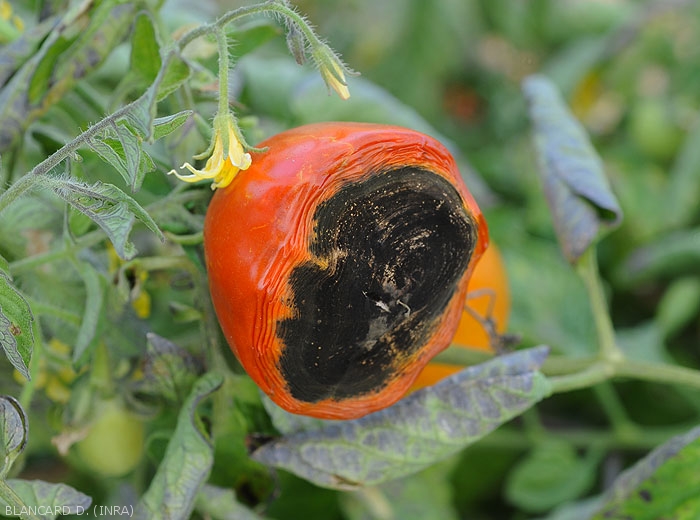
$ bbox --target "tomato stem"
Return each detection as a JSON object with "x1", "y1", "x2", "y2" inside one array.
[
  {"x1": 215, "y1": 30, "x2": 231, "y2": 122},
  {"x1": 577, "y1": 248, "x2": 622, "y2": 363}
]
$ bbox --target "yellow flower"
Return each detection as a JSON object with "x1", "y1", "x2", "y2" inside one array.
[
  {"x1": 320, "y1": 60, "x2": 350, "y2": 101},
  {"x1": 168, "y1": 113, "x2": 252, "y2": 190},
  {"x1": 312, "y1": 45, "x2": 352, "y2": 101}
]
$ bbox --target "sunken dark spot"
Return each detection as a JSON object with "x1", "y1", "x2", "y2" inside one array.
[{"x1": 277, "y1": 167, "x2": 477, "y2": 403}]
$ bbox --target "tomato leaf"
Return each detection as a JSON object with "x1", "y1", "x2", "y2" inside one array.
[
  {"x1": 87, "y1": 123, "x2": 153, "y2": 192},
  {"x1": 0, "y1": 479, "x2": 91, "y2": 518},
  {"x1": 656, "y1": 277, "x2": 700, "y2": 339},
  {"x1": 153, "y1": 111, "x2": 193, "y2": 141},
  {"x1": 342, "y1": 462, "x2": 460, "y2": 520},
  {"x1": 0, "y1": 273, "x2": 34, "y2": 381},
  {"x1": 123, "y1": 51, "x2": 190, "y2": 141},
  {"x1": 118, "y1": 124, "x2": 145, "y2": 182},
  {"x1": 48, "y1": 177, "x2": 163, "y2": 259},
  {"x1": 134, "y1": 372, "x2": 223, "y2": 520},
  {"x1": 72, "y1": 264, "x2": 104, "y2": 366},
  {"x1": 156, "y1": 52, "x2": 191, "y2": 103},
  {"x1": 0, "y1": 396, "x2": 28, "y2": 478},
  {"x1": 128, "y1": 12, "x2": 162, "y2": 88},
  {"x1": 592, "y1": 425, "x2": 700, "y2": 518},
  {"x1": 505, "y1": 440, "x2": 600, "y2": 513},
  {"x1": 253, "y1": 346, "x2": 551, "y2": 490},
  {"x1": 194, "y1": 484, "x2": 266, "y2": 520},
  {"x1": 522, "y1": 75, "x2": 622, "y2": 264},
  {"x1": 666, "y1": 117, "x2": 700, "y2": 229},
  {"x1": 541, "y1": 497, "x2": 605, "y2": 520},
  {"x1": 504, "y1": 233, "x2": 597, "y2": 355},
  {"x1": 132, "y1": 333, "x2": 204, "y2": 405},
  {"x1": 0, "y1": 16, "x2": 56, "y2": 88},
  {"x1": 616, "y1": 229, "x2": 700, "y2": 287}
]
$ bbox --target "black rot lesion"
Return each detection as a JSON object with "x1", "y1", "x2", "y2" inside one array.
[{"x1": 277, "y1": 167, "x2": 478, "y2": 403}]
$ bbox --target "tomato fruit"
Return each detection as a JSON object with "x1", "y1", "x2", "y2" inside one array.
[
  {"x1": 75, "y1": 399, "x2": 144, "y2": 477},
  {"x1": 204, "y1": 122, "x2": 487, "y2": 419}
]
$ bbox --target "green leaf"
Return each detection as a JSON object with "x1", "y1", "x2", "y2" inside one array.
[
  {"x1": 501, "y1": 231, "x2": 596, "y2": 356},
  {"x1": 51, "y1": 2, "x2": 135, "y2": 93},
  {"x1": 123, "y1": 51, "x2": 190, "y2": 141},
  {"x1": 254, "y1": 347, "x2": 551, "y2": 490},
  {"x1": 147, "y1": 190, "x2": 207, "y2": 236},
  {"x1": 616, "y1": 229, "x2": 700, "y2": 287},
  {"x1": 505, "y1": 440, "x2": 600, "y2": 513},
  {"x1": 153, "y1": 111, "x2": 193, "y2": 141},
  {"x1": 0, "y1": 16, "x2": 56, "y2": 88},
  {"x1": 123, "y1": 90, "x2": 157, "y2": 141},
  {"x1": 72, "y1": 264, "x2": 104, "y2": 366},
  {"x1": 666, "y1": 116, "x2": 700, "y2": 229},
  {"x1": 541, "y1": 496, "x2": 605, "y2": 520},
  {"x1": 48, "y1": 177, "x2": 163, "y2": 259},
  {"x1": 132, "y1": 333, "x2": 204, "y2": 405},
  {"x1": 616, "y1": 322, "x2": 670, "y2": 365},
  {"x1": 111, "y1": 124, "x2": 141, "y2": 190},
  {"x1": 342, "y1": 463, "x2": 459, "y2": 520},
  {"x1": 0, "y1": 273, "x2": 34, "y2": 380},
  {"x1": 87, "y1": 123, "x2": 153, "y2": 192},
  {"x1": 195, "y1": 484, "x2": 266, "y2": 520},
  {"x1": 134, "y1": 372, "x2": 223, "y2": 520},
  {"x1": 0, "y1": 396, "x2": 28, "y2": 478},
  {"x1": 522, "y1": 74, "x2": 622, "y2": 264},
  {"x1": 592, "y1": 425, "x2": 700, "y2": 518},
  {"x1": 26, "y1": 34, "x2": 71, "y2": 106},
  {"x1": 156, "y1": 52, "x2": 191, "y2": 103},
  {"x1": 656, "y1": 277, "x2": 700, "y2": 339},
  {"x1": 129, "y1": 12, "x2": 162, "y2": 86},
  {"x1": 0, "y1": 479, "x2": 91, "y2": 518},
  {"x1": 0, "y1": 53, "x2": 40, "y2": 152}
]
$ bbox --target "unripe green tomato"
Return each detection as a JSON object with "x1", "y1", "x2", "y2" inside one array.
[
  {"x1": 629, "y1": 99, "x2": 683, "y2": 162},
  {"x1": 75, "y1": 399, "x2": 144, "y2": 477}
]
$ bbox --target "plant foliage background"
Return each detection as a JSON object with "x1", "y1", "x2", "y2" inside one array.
[{"x1": 1, "y1": 0, "x2": 700, "y2": 518}]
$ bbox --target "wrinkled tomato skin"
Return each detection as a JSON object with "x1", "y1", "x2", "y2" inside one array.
[{"x1": 204, "y1": 122, "x2": 487, "y2": 419}]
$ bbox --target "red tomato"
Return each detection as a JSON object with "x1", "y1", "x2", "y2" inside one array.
[{"x1": 204, "y1": 123, "x2": 487, "y2": 419}]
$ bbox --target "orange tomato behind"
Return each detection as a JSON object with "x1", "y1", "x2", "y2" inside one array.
[{"x1": 410, "y1": 243, "x2": 510, "y2": 390}]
